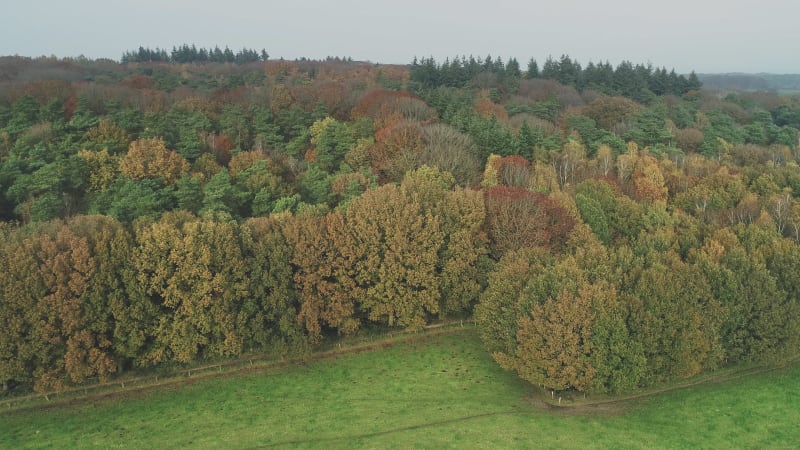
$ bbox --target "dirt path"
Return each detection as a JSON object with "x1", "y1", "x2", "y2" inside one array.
[{"x1": 533, "y1": 359, "x2": 798, "y2": 414}]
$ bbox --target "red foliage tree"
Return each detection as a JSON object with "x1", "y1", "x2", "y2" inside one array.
[
  {"x1": 484, "y1": 186, "x2": 575, "y2": 258},
  {"x1": 369, "y1": 120, "x2": 424, "y2": 183},
  {"x1": 351, "y1": 89, "x2": 422, "y2": 122}
]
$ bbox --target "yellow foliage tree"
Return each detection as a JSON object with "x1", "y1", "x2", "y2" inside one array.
[
  {"x1": 632, "y1": 155, "x2": 668, "y2": 203},
  {"x1": 119, "y1": 137, "x2": 189, "y2": 185},
  {"x1": 78, "y1": 149, "x2": 120, "y2": 191}
]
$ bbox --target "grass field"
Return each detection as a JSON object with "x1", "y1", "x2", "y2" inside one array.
[{"x1": 2, "y1": 327, "x2": 799, "y2": 449}]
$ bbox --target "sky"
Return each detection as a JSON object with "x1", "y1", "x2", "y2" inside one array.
[{"x1": 2, "y1": 0, "x2": 799, "y2": 74}]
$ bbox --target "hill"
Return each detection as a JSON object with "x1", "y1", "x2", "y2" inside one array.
[{"x1": 698, "y1": 73, "x2": 800, "y2": 93}]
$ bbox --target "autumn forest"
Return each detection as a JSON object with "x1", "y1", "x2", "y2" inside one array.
[{"x1": 1, "y1": 49, "x2": 799, "y2": 397}]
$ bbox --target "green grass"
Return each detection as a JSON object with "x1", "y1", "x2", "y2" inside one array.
[{"x1": 2, "y1": 328, "x2": 799, "y2": 449}]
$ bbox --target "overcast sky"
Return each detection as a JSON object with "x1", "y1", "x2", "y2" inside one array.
[{"x1": 2, "y1": 0, "x2": 798, "y2": 74}]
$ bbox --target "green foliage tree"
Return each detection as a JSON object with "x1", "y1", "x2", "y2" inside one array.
[
  {"x1": 576, "y1": 193, "x2": 611, "y2": 245},
  {"x1": 167, "y1": 108, "x2": 212, "y2": 162},
  {"x1": 201, "y1": 168, "x2": 247, "y2": 216},
  {"x1": 240, "y1": 217, "x2": 307, "y2": 355},
  {"x1": 5, "y1": 94, "x2": 39, "y2": 137},
  {"x1": 310, "y1": 117, "x2": 355, "y2": 172},
  {"x1": 89, "y1": 178, "x2": 175, "y2": 223},
  {"x1": 475, "y1": 250, "x2": 544, "y2": 355},
  {"x1": 627, "y1": 252, "x2": 723, "y2": 383}
]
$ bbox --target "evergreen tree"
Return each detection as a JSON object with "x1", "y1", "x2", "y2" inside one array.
[{"x1": 526, "y1": 58, "x2": 539, "y2": 78}]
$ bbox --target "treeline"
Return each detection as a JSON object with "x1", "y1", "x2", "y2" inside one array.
[
  {"x1": 1, "y1": 55, "x2": 800, "y2": 396},
  {"x1": 121, "y1": 44, "x2": 268, "y2": 64},
  {"x1": 0, "y1": 166, "x2": 486, "y2": 393},
  {"x1": 411, "y1": 55, "x2": 702, "y2": 103}
]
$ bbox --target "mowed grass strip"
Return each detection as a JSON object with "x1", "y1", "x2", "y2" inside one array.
[{"x1": 1, "y1": 329, "x2": 799, "y2": 449}]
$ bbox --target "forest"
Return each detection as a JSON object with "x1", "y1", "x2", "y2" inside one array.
[{"x1": 0, "y1": 48, "x2": 799, "y2": 396}]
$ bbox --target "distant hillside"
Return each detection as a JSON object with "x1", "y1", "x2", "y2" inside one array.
[{"x1": 699, "y1": 73, "x2": 800, "y2": 93}]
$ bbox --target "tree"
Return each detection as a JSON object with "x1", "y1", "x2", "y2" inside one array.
[
  {"x1": 284, "y1": 211, "x2": 359, "y2": 343},
  {"x1": 419, "y1": 124, "x2": 481, "y2": 186},
  {"x1": 89, "y1": 178, "x2": 175, "y2": 223},
  {"x1": 553, "y1": 138, "x2": 586, "y2": 188},
  {"x1": 0, "y1": 217, "x2": 134, "y2": 393},
  {"x1": 576, "y1": 193, "x2": 611, "y2": 245},
  {"x1": 0, "y1": 224, "x2": 50, "y2": 391},
  {"x1": 369, "y1": 120, "x2": 424, "y2": 183},
  {"x1": 240, "y1": 217, "x2": 306, "y2": 355},
  {"x1": 588, "y1": 289, "x2": 645, "y2": 393},
  {"x1": 310, "y1": 116, "x2": 355, "y2": 172},
  {"x1": 401, "y1": 166, "x2": 487, "y2": 314},
  {"x1": 347, "y1": 184, "x2": 443, "y2": 330},
  {"x1": 505, "y1": 58, "x2": 521, "y2": 78},
  {"x1": 69, "y1": 95, "x2": 98, "y2": 131},
  {"x1": 616, "y1": 141, "x2": 639, "y2": 185},
  {"x1": 475, "y1": 250, "x2": 545, "y2": 355},
  {"x1": 175, "y1": 174, "x2": 203, "y2": 214},
  {"x1": 494, "y1": 155, "x2": 531, "y2": 188},
  {"x1": 484, "y1": 186, "x2": 575, "y2": 258},
  {"x1": 167, "y1": 107, "x2": 212, "y2": 162},
  {"x1": 631, "y1": 154, "x2": 668, "y2": 203},
  {"x1": 525, "y1": 58, "x2": 539, "y2": 79},
  {"x1": 83, "y1": 119, "x2": 130, "y2": 154},
  {"x1": 484, "y1": 249, "x2": 644, "y2": 393},
  {"x1": 133, "y1": 212, "x2": 249, "y2": 364},
  {"x1": 481, "y1": 154, "x2": 501, "y2": 188},
  {"x1": 759, "y1": 238, "x2": 800, "y2": 360},
  {"x1": 627, "y1": 253, "x2": 723, "y2": 383},
  {"x1": 505, "y1": 285, "x2": 597, "y2": 392},
  {"x1": 298, "y1": 164, "x2": 333, "y2": 206},
  {"x1": 219, "y1": 105, "x2": 252, "y2": 151},
  {"x1": 63, "y1": 216, "x2": 139, "y2": 375},
  {"x1": 595, "y1": 144, "x2": 615, "y2": 177},
  {"x1": 201, "y1": 168, "x2": 246, "y2": 216},
  {"x1": 78, "y1": 149, "x2": 120, "y2": 192},
  {"x1": 5, "y1": 94, "x2": 39, "y2": 137},
  {"x1": 582, "y1": 95, "x2": 641, "y2": 131},
  {"x1": 119, "y1": 137, "x2": 189, "y2": 185}
]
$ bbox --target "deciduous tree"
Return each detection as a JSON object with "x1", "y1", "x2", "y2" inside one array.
[{"x1": 119, "y1": 137, "x2": 189, "y2": 185}]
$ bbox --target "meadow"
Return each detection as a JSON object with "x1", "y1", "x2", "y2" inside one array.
[{"x1": 1, "y1": 327, "x2": 798, "y2": 449}]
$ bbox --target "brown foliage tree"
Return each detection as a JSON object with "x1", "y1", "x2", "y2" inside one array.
[
  {"x1": 283, "y1": 212, "x2": 361, "y2": 343},
  {"x1": 582, "y1": 95, "x2": 642, "y2": 131},
  {"x1": 507, "y1": 285, "x2": 598, "y2": 392},
  {"x1": 418, "y1": 124, "x2": 482, "y2": 187}
]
